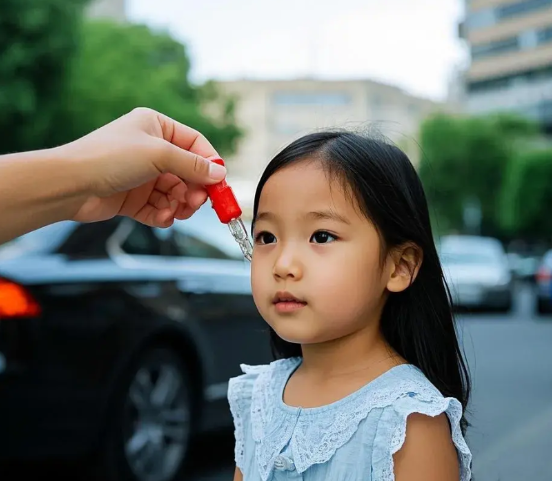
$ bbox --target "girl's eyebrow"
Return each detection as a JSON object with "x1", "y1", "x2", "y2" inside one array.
[
  {"x1": 255, "y1": 211, "x2": 275, "y2": 222},
  {"x1": 255, "y1": 210, "x2": 350, "y2": 225},
  {"x1": 307, "y1": 210, "x2": 350, "y2": 225}
]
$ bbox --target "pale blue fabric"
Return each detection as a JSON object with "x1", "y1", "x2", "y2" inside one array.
[{"x1": 227, "y1": 357, "x2": 472, "y2": 481}]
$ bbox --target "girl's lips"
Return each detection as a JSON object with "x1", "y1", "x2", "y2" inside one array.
[{"x1": 273, "y1": 300, "x2": 307, "y2": 313}]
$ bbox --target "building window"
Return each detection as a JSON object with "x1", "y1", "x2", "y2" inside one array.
[
  {"x1": 467, "y1": 65, "x2": 552, "y2": 93},
  {"x1": 465, "y1": 8, "x2": 496, "y2": 30},
  {"x1": 271, "y1": 119, "x2": 301, "y2": 135},
  {"x1": 369, "y1": 94, "x2": 383, "y2": 113},
  {"x1": 537, "y1": 25, "x2": 552, "y2": 44},
  {"x1": 471, "y1": 36, "x2": 519, "y2": 60},
  {"x1": 466, "y1": 1, "x2": 552, "y2": 32},
  {"x1": 272, "y1": 92, "x2": 351, "y2": 106},
  {"x1": 497, "y1": 0, "x2": 552, "y2": 19},
  {"x1": 519, "y1": 29, "x2": 539, "y2": 49}
]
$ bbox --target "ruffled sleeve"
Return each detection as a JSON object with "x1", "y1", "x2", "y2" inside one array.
[
  {"x1": 227, "y1": 363, "x2": 267, "y2": 470},
  {"x1": 371, "y1": 392, "x2": 472, "y2": 481}
]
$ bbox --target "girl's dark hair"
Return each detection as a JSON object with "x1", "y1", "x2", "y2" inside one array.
[{"x1": 252, "y1": 130, "x2": 471, "y2": 434}]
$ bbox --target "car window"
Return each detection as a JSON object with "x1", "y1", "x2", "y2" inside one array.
[
  {"x1": 542, "y1": 250, "x2": 552, "y2": 267},
  {"x1": 121, "y1": 223, "x2": 162, "y2": 256},
  {"x1": 118, "y1": 205, "x2": 251, "y2": 261},
  {"x1": 168, "y1": 229, "x2": 233, "y2": 260},
  {"x1": 164, "y1": 204, "x2": 249, "y2": 260}
]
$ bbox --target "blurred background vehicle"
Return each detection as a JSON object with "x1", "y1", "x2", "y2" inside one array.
[
  {"x1": 506, "y1": 252, "x2": 540, "y2": 283},
  {"x1": 0, "y1": 204, "x2": 268, "y2": 481},
  {"x1": 535, "y1": 249, "x2": 552, "y2": 314},
  {"x1": 438, "y1": 235, "x2": 513, "y2": 312}
]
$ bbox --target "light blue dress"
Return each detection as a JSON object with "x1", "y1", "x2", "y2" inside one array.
[{"x1": 227, "y1": 357, "x2": 472, "y2": 481}]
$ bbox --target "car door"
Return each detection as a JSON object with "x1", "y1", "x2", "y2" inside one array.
[{"x1": 162, "y1": 207, "x2": 271, "y2": 394}]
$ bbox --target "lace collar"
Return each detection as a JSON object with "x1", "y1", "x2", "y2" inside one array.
[{"x1": 250, "y1": 358, "x2": 449, "y2": 480}]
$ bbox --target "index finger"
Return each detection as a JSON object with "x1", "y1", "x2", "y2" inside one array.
[{"x1": 156, "y1": 112, "x2": 219, "y2": 159}]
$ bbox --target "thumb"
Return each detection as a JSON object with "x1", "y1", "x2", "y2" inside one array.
[{"x1": 162, "y1": 142, "x2": 227, "y2": 184}]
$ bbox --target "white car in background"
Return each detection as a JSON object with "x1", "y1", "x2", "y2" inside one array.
[{"x1": 438, "y1": 235, "x2": 513, "y2": 312}]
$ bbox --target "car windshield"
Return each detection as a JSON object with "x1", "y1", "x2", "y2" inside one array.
[
  {"x1": 541, "y1": 250, "x2": 552, "y2": 267},
  {"x1": 440, "y1": 251, "x2": 501, "y2": 265},
  {"x1": 438, "y1": 236, "x2": 505, "y2": 265},
  {"x1": 166, "y1": 203, "x2": 252, "y2": 260}
]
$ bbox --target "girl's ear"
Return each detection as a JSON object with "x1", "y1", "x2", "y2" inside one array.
[{"x1": 386, "y1": 243, "x2": 423, "y2": 293}]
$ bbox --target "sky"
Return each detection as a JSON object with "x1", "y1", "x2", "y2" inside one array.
[{"x1": 128, "y1": 0, "x2": 468, "y2": 101}]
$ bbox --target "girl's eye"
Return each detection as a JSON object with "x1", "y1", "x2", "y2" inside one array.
[
  {"x1": 254, "y1": 231, "x2": 276, "y2": 245},
  {"x1": 310, "y1": 231, "x2": 337, "y2": 244}
]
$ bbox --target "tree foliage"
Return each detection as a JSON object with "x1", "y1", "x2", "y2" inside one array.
[
  {"x1": 418, "y1": 112, "x2": 538, "y2": 237},
  {"x1": 500, "y1": 149, "x2": 552, "y2": 240},
  {"x1": 55, "y1": 20, "x2": 242, "y2": 154},
  {"x1": 0, "y1": 0, "x2": 87, "y2": 153},
  {"x1": 0, "y1": 3, "x2": 242, "y2": 156}
]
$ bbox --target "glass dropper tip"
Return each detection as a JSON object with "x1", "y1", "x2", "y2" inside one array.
[{"x1": 228, "y1": 217, "x2": 253, "y2": 262}]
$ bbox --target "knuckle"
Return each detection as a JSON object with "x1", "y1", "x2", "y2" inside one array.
[
  {"x1": 191, "y1": 153, "x2": 207, "y2": 173},
  {"x1": 151, "y1": 140, "x2": 173, "y2": 172},
  {"x1": 131, "y1": 106, "x2": 156, "y2": 118}
]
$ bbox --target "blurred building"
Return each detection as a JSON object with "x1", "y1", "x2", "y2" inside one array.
[
  {"x1": 87, "y1": 0, "x2": 127, "y2": 21},
  {"x1": 460, "y1": 0, "x2": 552, "y2": 131},
  {"x1": 216, "y1": 79, "x2": 443, "y2": 189},
  {"x1": 447, "y1": 65, "x2": 469, "y2": 111}
]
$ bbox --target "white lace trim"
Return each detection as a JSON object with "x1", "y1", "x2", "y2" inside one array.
[
  {"x1": 227, "y1": 376, "x2": 246, "y2": 469},
  {"x1": 227, "y1": 363, "x2": 272, "y2": 470},
  {"x1": 382, "y1": 396, "x2": 472, "y2": 481},
  {"x1": 229, "y1": 359, "x2": 472, "y2": 481}
]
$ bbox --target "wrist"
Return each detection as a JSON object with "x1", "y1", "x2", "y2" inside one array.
[
  {"x1": 37, "y1": 145, "x2": 90, "y2": 222},
  {"x1": 51, "y1": 143, "x2": 94, "y2": 198}
]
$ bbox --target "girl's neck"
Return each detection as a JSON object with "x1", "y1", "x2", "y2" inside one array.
[{"x1": 299, "y1": 324, "x2": 404, "y2": 380}]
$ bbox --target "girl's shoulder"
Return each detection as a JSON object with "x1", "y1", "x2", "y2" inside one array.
[{"x1": 370, "y1": 365, "x2": 472, "y2": 480}]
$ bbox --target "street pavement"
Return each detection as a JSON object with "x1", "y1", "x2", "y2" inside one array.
[{"x1": 188, "y1": 283, "x2": 552, "y2": 481}]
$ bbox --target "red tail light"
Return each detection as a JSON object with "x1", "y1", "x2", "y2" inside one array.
[
  {"x1": 536, "y1": 267, "x2": 552, "y2": 282},
  {"x1": 0, "y1": 279, "x2": 41, "y2": 319}
]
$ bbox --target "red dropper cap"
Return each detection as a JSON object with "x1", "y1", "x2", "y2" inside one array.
[{"x1": 205, "y1": 157, "x2": 242, "y2": 224}]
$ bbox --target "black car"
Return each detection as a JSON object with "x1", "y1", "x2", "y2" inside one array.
[{"x1": 0, "y1": 205, "x2": 270, "y2": 481}]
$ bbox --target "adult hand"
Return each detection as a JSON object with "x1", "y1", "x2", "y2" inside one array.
[{"x1": 61, "y1": 107, "x2": 227, "y2": 227}]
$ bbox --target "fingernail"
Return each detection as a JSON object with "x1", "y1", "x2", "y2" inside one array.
[
  {"x1": 209, "y1": 162, "x2": 227, "y2": 181},
  {"x1": 170, "y1": 199, "x2": 178, "y2": 210}
]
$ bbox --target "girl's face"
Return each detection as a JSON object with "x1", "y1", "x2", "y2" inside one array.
[{"x1": 251, "y1": 160, "x2": 394, "y2": 345}]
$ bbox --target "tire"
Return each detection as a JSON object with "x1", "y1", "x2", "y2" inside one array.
[
  {"x1": 98, "y1": 346, "x2": 194, "y2": 481},
  {"x1": 537, "y1": 296, "x2": 552, "y2": 315},
  {"x1": 499, "y1": 296, "x2": 513, "y2": 314}
]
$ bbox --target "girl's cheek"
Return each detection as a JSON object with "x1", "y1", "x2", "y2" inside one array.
[{"x1": 250, "y1": 263, "x2": 263, "y2": 298}]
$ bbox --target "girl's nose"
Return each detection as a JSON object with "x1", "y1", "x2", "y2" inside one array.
[{"x1": 273, "y1": 247, "x2": 303, "y2": 281}]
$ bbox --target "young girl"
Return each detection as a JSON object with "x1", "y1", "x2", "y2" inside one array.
[{"x1": 228, "y1": 131, "x2": 472, "y2": 481}]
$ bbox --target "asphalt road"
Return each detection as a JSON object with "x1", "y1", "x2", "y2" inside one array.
[{"x1": 188, "y1": 283, "x2": 552, "y2": 481}]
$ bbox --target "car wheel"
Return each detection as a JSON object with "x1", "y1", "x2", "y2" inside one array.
[
  {"x1": 499, "y1": 296, "x2": 513, "y2": 314},
  {"x1": 100, "y1": 346, "x2": 193, "y2": 481},
  {"x1": 537, "y1": 297, "x2": 552, "y2": 315}
]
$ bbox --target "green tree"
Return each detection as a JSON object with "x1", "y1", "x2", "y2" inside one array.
[
  {"x1": 55, "y1": 20, "x2": 242, "y2": 155},
  {"x1": 418, "y1": 112, "x2": 538, "y2": 237},
  {"x1": 500, "y1": 149, "x2": 552, "y2": 240},
  {"x1": 0, "y1": 0, "x2": 88, "y2": 154}
]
